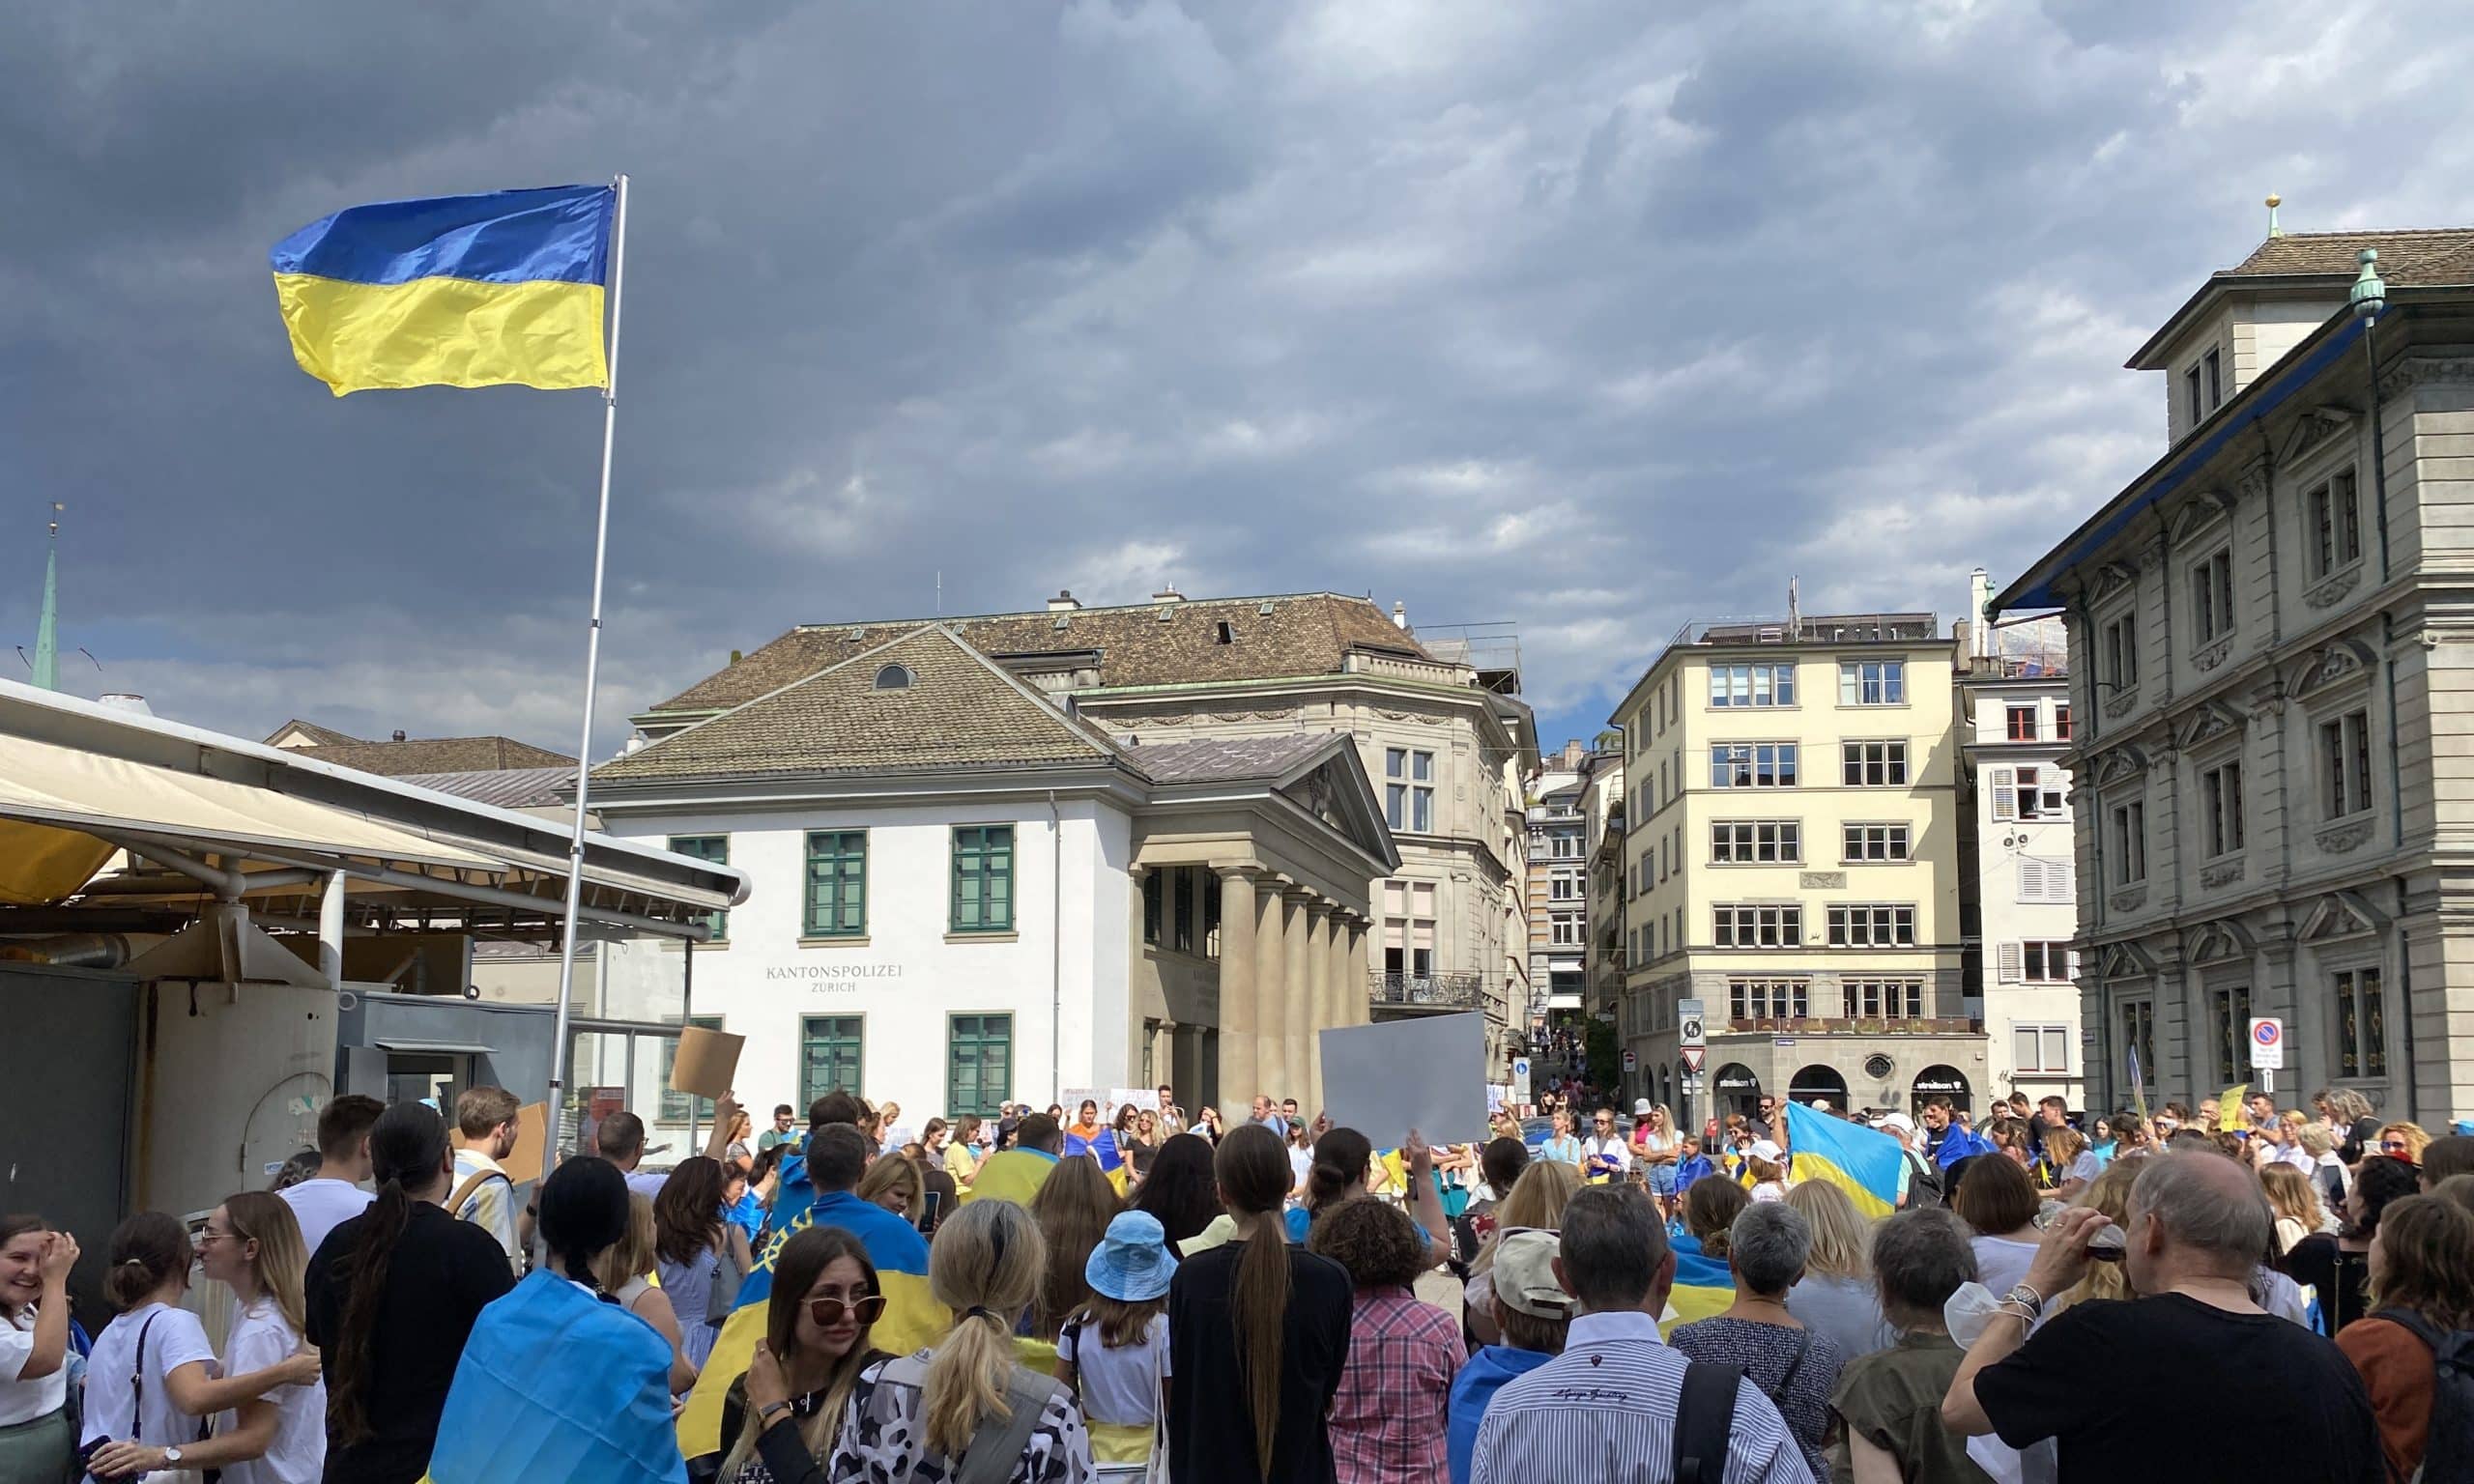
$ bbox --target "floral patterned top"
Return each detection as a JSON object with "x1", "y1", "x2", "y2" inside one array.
[{"x1": 824, "y1": 1352, "x2": 1093, "y2": 1484}]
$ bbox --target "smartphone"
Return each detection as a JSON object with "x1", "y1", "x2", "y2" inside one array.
[{"x1": 918, "y1": 1188, "x2": 943, "y2": 1235}]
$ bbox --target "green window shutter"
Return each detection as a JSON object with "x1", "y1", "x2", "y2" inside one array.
[
  {"x1": 800, "y1": 1015, "x2": 866, "y2": 1108},
  {"x1": 667, "y1": 835, "x2": 730, "y2": 941},
  {"x1": 951, "y1": 826, "x2": 1016, "y2": 932},
  {"x1": 805, "y1": 831, "x2": 868, "y2": 937},
  {"x1": 946, "y1": 1013, "x2": 1014, "y2": 1115}
]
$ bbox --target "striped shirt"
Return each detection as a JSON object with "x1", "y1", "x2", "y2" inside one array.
[{"x1": 1470, "y1": 1311, "x2": 1814, "y2": 1484}]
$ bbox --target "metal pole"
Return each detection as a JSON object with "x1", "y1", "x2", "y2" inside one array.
[{"x1": 548, "y1": 173, "x2": 629, "y2": 1152}]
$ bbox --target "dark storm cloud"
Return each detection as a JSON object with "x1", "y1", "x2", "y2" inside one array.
[{"x1": 4, "y1": 0, "x2": 2466, "y2": 753}]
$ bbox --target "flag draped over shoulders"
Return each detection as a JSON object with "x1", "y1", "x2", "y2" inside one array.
[
  {"x1": 678, "y1": 1187, "x2": 940, "y2": 1459},
  {"x1": 962, "y1": 1147, "x2": 1058, "y2": 1207},
  {"x1": 1660, "y1": 1233, "x2": 1735, "y2": 1336},
  {"x1": 1782, "y1": 1101, "x2": 1907, "y2": 1218},
  {"x1": 270, "y1": 185, "x2": 613, "y2": 395},
  {"x1": 422, "y1": 1270, "x2": 680, "y2": 1484}
]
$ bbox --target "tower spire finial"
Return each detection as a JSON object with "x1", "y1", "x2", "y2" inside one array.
[
  {"x1": 2266, "y1": 192, "x2": 2283, "y2": 238},
  {"x1": 32, "y1": 502, "x2": 62, "y2": 691}
]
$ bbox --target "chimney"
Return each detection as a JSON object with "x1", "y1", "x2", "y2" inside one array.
[
  {"x1": 1392, "y1": 600, "x2": 1409, "y2": 632},
  {"x1": 1969, "y1": 567, "x2": 1993, "y2": 663},
  {"x1": 730, "y1": 648, "x2": 743, "y2": 664},
  {"x1": 391, "y1": 729, "x2": 408, "y2": 743},
  {"x1": 1048, "y1": 589, "x2": 1082, "y2": 612},
  {"x1": 1150, "y1": 585, "x2": 1184, "y2": 603}
]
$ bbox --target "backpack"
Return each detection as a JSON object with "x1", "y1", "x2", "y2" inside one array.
[{"x1": 2368, "y1": 1308, "x2": 2474, "y2": 1484}]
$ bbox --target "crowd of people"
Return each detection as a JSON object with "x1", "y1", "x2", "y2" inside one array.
[{"x1": 5, "y1": 1075, "x2": 2473, "y2": 1483}]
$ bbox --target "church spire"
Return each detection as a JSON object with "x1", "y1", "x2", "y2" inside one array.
[{"x1": 31, "y1": 503, "x2": 60, "y2": 691}]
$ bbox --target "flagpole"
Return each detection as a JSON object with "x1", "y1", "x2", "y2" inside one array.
[{"x1": 547, "y1": 172, "x2": 629, "y2": 1154}]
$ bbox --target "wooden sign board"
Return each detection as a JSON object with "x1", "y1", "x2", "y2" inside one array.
[
  {"x1": 501, "y1": 1101, "x2": 550, "y2": 1185},
  {"x1": 669, "y1": 1024, "x2": 745, "y2": 1101}
]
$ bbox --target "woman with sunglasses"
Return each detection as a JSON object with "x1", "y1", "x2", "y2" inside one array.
[
  {"x1": 712, "y1": 1227, "x2": 887, "y2": 1483},
  {"x1": 2374, "y1": 1122, "x2": 2432, "y2": 1166}
]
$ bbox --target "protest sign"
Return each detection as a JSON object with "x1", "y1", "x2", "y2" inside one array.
[
  {"x1": 670, "y1": 1024, "x2": 745, "y2": 1101},
  {"x1": 1320, "y1": 1013, "x2": 1489, "y2": 1145}
]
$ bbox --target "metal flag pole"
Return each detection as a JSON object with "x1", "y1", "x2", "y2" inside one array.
[{"x1": 547, "y1": 172, "x2": 630, "y2": 1153}]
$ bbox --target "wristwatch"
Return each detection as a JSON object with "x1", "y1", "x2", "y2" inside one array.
[
  {"x1": 163, "y1": 1447, "x2": 186, "y2": 1467},
  {"x1": 759, "y1": 1400, "x2": 793, "y2": 1424}
]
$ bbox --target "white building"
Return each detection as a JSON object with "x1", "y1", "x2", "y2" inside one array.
[
  {"x1": 590, "y1": 625, "x2": 1395, "y2": 1123},
  {"x1": 1956, "y1": 574, "x2": 2083, "y2": 1106}
]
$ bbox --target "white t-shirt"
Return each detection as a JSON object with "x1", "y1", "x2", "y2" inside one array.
[
  {"x1": 278, "y1": 1178, "x2": 372, "y2": 1259},
  {"x1": 215, "y1": 1298, "x2": 324, "y2": 1484},
  {"x1": 1057, "y1": 1313, "x2": 1169, "y2": 1428},
  {"x1": 1971, "y1": 1235, "x2": 2039, "y2": 1300},
  {"x1": 1286, "y1": 1147, "x2": 1311, "y2": 1204},
  {"x1": 80, "y1": 1301, "x2": 216, "y2": 1449},
  {"x1": 624, "y1": 1169, "x2": 670, "y2": 1200},
  {"x1": 0, "y1": 1305, "x2": 70, "y2": 1425}
]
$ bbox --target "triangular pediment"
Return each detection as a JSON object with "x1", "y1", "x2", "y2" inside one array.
[
  {"x1": 2089, "y1": 744, "x2": 2148, "y2": 785},
  {"x1": 2096, "y1": 940, "x2": 2154, "y2": 979},
  {"x1": 2299, "y1": 891, "x2": 2388, "y2": 944},
  {"x1": 2278, "y1": 406, "x2": 2357, "y2": 467},
  {"x1": 2287, "y1": 638, "x2": 2378, "y2": 700},
  {"x1": 2167, "y1": 491, "x2": 2236, "y2": 547},
  {"x1": 1276, "y1": 753, "x2": 1395, "y2": 866},
  {"x1": 2171, "y1": 699, "x2": 2248, "y2": 753},
  {"x1": 2182, "y1": 918, "x2": 2256, "y2": 966}
]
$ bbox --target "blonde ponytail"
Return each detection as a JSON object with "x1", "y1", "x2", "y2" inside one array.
[{"x1": 921, "y1": 1201, "x2": 1045, "y2": 1461}]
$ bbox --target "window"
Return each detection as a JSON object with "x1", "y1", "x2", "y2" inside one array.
[
  {"x1": 1383, "y1": 880, "x2": 1437, "y2": 978},
  {"x1": 1710, "y1": 663, "x2": 1797, "y2": 707},
  {"x1": 1549, "y1": 912, "x2": 1583, "y2": 947},
  {"x1": 2210, "y1": 985, "x2": 2253, "y2": 1084},
  {"x1": 1729, "y1": 977, "x2": 1809, "y2": 1020},
  {"x1": 660, "y1": 1014, "x2": 726, "y2": 1123},
  {"x1": 1992, "y1": 765, "x2": 2067, "y2": 821},
  {"x1": 1841, "y1": 741, "x2": 1909, "y2": 786},
  {"x1": 1712, "y1": 820, "x2": 1801, "y2": 864},
  {"x1": 2201, "y1": 759, "x2": 2246, "y2": 858},
  {"x1": 1214, "y1": 620, "x2": 1235, "y2": 644},
  {"x1": 946, "y1": 1013, "x2": 1012, "y2": 1116},
  {"x1": 1173, "y1": 868, "x2": 1195, "y2": 953},
  {"x1": 2056, "y1": 704, "x2": 2072, "y2": 741},
  {"x1": 1711, "y1": 743, "x2": 1798, "y2": 787},
  {"x1": 1141, "y1": 871, "x2": 1163, "y2": 945},
  {"x1": 2310, "y1": 471, "x2": 2363, "y2": 578},
  {"x1": 2006, "y1": 705, "x2": 2038, "y2": 742},
  {"x1": 1203, "y1": 870, "x2": 1222, "y2": 957},
  {"x1": 2191, "y1": 549, "x2": 2234, "y2": 642},
  {"x1": 1842, "y1": 823, "x2": 1910, "y2": 862},
  {"x1": 1550, "y1": 831, "x2": 1581, "y2": 860},
  {"x1": 2186, "y1": 364, "x2": 2203, "y2": 426},
  {"x1": 2103, "y1": 614, "x2": 2139, "y2": 689},
  {"x1": 1550, "y1": 871, "x2": 1582, "y2": 901},
  {"x1": 951, "y1": 825, "x2": 1015, "y2": 933},
  {"x1": 800, "y1": 1015, "x2": 865, "y2": 1109},
  {"x1": 2204, "y1": 349, "x2": 2223, "y2": 410},
  {"x1": 2321, "y1": 708, "x2": 2373, "y2": 819},
  {"x1": 873, "y1": 664, "x2": 914, "y2": 690},
  {"x1": 2013, "y1": 1024, "x2": 2073, "y2": 1075},
  {"x1": 1998, "y1": 940, "x2": 2077, "y2": 984},
  {"x1": 1839, "y1": 660, "x2": 1907, "y2": 705},
  {"x1": 1843, "y1": 979, "x2": 1923, "y2": 1018},
  {"x1": 668, "y1": 835, "x2": 729, "y2": 941},
  {"x1": 1386, "y1": 749, "x2": 1435, "y2": 832},
  {"x1": 2119, "y1": 999, "x2": 2156, "y2": 1085},
  {"x1": 2111, "y1": 801, "x2": 2146, "y2": 884},
  {"x1": 2336, "y1": 967, "x2": 2388, "y2": 1077},
  {"x1": 804, "y1": 831, "x2": 868, "y2": 938},
  {"x1": 1827, "y1": 903, "x2": 1916, "y2": 947},
  {"x1": 1713, "y1": 904, "x2": 1802, "y2": 948},
  {"x1": 2016, "y1": 857, "x2": 2073, "y2": 903}
]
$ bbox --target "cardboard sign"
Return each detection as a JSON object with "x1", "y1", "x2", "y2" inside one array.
[
  {"x1": 501, "y1": 1101, "x2": 550, "y2": 1186},
  {"x1": 1320, "y1": 1013, "x2": 1489, "y2": 1146},
  {"x1": 1108, "y1": 1088, "x2": 1161, "y2": 1112},
  {"x1": 669, "y1": 1024, "x2": 745, "y2": 1101}
]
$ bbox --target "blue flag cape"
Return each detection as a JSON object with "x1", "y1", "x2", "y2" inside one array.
[{"x1": 424, "y1": 1270, "x2": 682, "y2": 1484}]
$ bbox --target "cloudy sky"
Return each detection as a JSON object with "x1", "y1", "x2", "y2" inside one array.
[{"x1": 8, "y1": 1, "x2": 2469, "y2": 757}]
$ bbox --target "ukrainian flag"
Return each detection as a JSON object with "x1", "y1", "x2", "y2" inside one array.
[
  {"x1": 678, "y1": 1188, "x2": 941, "y2": 1459},
  {"x1": 271, "y1": 185, "x2": 613, "y2": 395},
  {"x1": 425, "y1": 1270, "x2": 682, "y2": 1484},
  {"x1": 1660, "y1": 1232, "x2": 1735, "y2": 1337},
  {"x1": 1782, "y1": 1101, "x2": 1907, "y2": 1218}
]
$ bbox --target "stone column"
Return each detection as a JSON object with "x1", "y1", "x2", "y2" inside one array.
[
  {"x1": 1305, "y1": 902, "x2": 1335, "y2": 1113},
  {"x1": 1281, "y1": 887, "x2": 1315, "y2": 1105},
  {"x1": 1347, "y1": 916, "x2": 1371, "y2": 1024},
  {"x1": 1255, "y1": 876, "x2": 1293, "y2": 1100},
  {"x1": 1216, "y1": 867, "x2": 1259, "y2": 1102}
]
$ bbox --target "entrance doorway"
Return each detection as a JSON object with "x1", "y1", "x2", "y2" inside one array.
[
  {"x1": 1789, "y1": 1064, "x2": 1850, "y2": 1108},
  {"x1": 1712, "y1": 1063, "x2": 1761, "y2": 1119},
  {"x1": 1912, "y1": 1065, "x2": 1972, "y2": 1115}
]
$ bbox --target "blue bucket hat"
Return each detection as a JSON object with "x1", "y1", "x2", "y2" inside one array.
[{"x1": 1085, "y1": 1210, "x2": 1178, "y2": 1302}]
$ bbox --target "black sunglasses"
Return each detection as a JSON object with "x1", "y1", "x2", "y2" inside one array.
[{"x1": 808, "y1": 1293, "x2": 887, "y2": 1327}]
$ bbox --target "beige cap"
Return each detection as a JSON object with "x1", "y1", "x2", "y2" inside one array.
[
  {"x1": 1178, "y1": 1212, "x2": 1238, "y2": 1257},
  {"x1": 1492, "y1": 1229, "x2": 1573, "y2": 1319}
]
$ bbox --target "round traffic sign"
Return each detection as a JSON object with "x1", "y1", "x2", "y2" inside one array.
[
  {"x1": 2253, "y1": 1021, "x2": 2281, "y2": 1046},
  {"x1": 1682, "y1": 1017, "x2": 1704, "y2": 1042}
]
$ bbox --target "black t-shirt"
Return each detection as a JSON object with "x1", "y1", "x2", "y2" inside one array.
[
  {"x1": 1974, "y1": 1294, "x2": 2382, "y2": 1484},
  {"x1": 2282, "y1": 1234, "x2": 2376, "y2": 1333},
  {"x1": 304, "y1": 1200, "x2": 518, "y2": 1484},
  {"x1": 1166, "y1": 1239, "x2": 1353, "y2": 1484}
]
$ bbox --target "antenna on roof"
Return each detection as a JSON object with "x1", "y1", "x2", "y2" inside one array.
[{"x1": 2265, "y1": 192, "x2": 2283, "y2": 238}]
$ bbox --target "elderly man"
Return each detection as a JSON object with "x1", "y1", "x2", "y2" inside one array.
[
  {"x1": 1472, "y1": 1185, "x2": 1808, "y2": 1483},
  {"x1": 1942, "y1": 1152, "x2": 2381, "y2": 1484}
]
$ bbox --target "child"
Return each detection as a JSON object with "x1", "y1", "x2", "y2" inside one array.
[
  {"x1": 1055, "y1": 1210, "x2": 1175, "y2": 1467},
  {"x1": 1744, "y1": 1139, "x2": 1790, "y2": 1203},
  {"x1": 1672, "y1": 1136, "x2": 1714, "y2": 1197}
]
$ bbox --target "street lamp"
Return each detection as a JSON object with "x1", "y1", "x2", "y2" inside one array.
[{"x1": 2352, "y1": 248, "x2": 2394, "y2": 583}]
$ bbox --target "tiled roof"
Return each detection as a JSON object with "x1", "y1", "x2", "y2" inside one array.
[
  {"x1": 396, "y1": 766, "x2": 574, "y2": 810},
  {"x1": 595, "y1": 625, "x2": 1128, "y2": 784},
  {"x1": 288, "y1": 736, "x2": 575, "y2": 777},
  {"x1": 1118, "y1": 732, "x2": 1345, "y2": 785},
  {"x1": 2223, "y1": 228, "x2": 2474, "y2": 283},
  {"x1": 265, "y1": 718, "x2": 361, "y2": 746},
  {"x1": 647, "y1": 593, "x2": 1431, "y2": 715}
]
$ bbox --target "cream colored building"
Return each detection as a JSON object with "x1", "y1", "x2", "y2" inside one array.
[
  {"x1": 1525, "y1": 739, "x2": 1589, "y2": 1017},
  {"x1": 1995, "y1": 227, "x2": 2474, "y2": 1124},
  {"x1": 1610, "y1": 613, "x2": 1983, "y2": 1123}
]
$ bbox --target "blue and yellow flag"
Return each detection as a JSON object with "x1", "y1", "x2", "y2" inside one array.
[
  {"x1": 679, "y1": 1188, "x2": 942, "y2": 1459},
  {"x1": 1660, "y1": 1232, "x2": 1735, "y2": 1336},
  {"x1": 271, "y1": 185, "x2": 613, "y2": 395},
  {"x1": 1783, "y1": 1101, "x2": 1908, "y2": 1218},
  {"x1": 424, "y1": 1270, "x2": 682, "y2": 1484}
]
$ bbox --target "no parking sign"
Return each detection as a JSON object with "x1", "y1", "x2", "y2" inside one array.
[{"x1": 2248, "y1": 1017, "x2": 2284, "y2": 1070}]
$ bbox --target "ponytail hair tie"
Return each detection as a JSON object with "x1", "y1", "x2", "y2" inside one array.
[{"x1": 964, "y1": 1305, "x2": 999, "y2": 1326}]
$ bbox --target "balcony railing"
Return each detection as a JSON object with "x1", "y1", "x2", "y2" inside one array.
[
  {"x1": 1369, "y1": 970, "x2": 1488, "y2": 1011},
  {"x1": 1722, "y1": 1015, "x2": 1983, "y2": 1036}
]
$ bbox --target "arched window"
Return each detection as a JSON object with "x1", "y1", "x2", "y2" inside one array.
[{"x1": 873, "y1": 664, "x2": 914, "y2": 691}]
